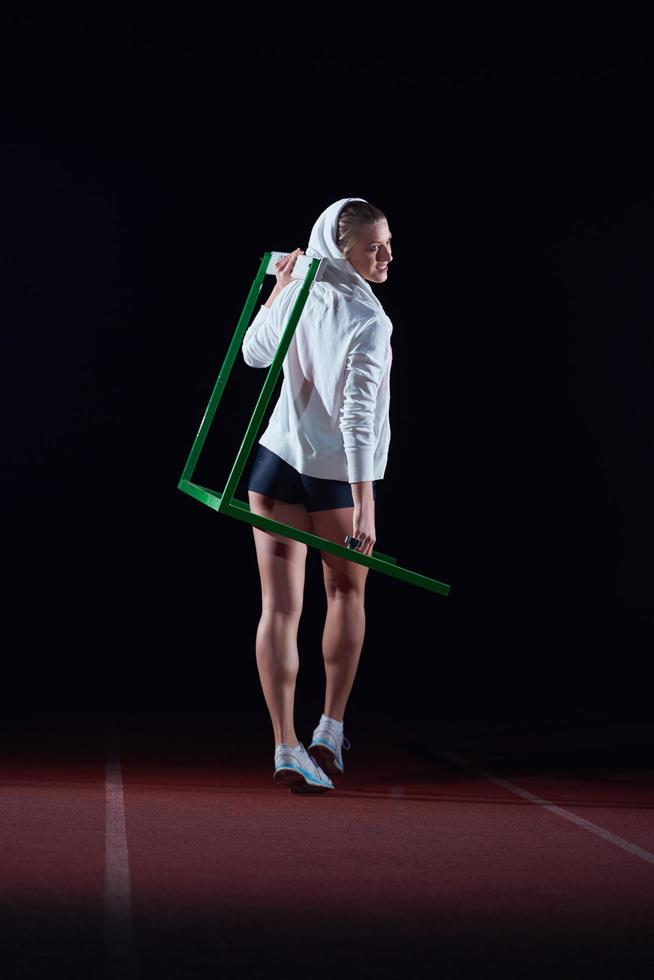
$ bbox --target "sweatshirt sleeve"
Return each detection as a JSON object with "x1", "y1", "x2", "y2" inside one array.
[
  {"x1": 339, "y1": 315, "x2": 389, "y2": 483},
  {"x1": 241, "y1": 303, "x2": 282, "y2": 368}
]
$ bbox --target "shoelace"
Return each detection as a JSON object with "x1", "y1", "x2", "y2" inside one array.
[{"x1": 319, "y1": 727, "x2": 352, "y2": 753}]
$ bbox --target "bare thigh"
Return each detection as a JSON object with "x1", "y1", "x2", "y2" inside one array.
[
  {"x1": 309, "y1": 506, "x2": 370, "y2": 598},
  {"x1": 248, "y1": 491, "x2": 312, "y2": 613}
]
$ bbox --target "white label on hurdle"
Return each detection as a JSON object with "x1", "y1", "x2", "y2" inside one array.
[{"x1": 265, "y1": 252, "x2": 328, "y2": 282}]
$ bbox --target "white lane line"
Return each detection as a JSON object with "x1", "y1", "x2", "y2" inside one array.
[
  {"x1": 439, "y1": 749, "x2": 654, "y2": 867},
  {"x1": 105, "y1": 724, "x2": 139, "y2": 979}
]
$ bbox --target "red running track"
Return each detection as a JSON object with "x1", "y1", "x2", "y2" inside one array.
[{"x1": 1, "y1": 713, "x2": 654, "y2": 979}]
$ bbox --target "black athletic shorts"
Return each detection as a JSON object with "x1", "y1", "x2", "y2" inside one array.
[{"x1": 246, "y1": 443, "x2": 378, "y2": 512}]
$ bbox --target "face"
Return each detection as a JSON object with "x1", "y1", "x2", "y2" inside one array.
[{"x1": 345, "y1": 219, "x2": 393, "y2": 284}]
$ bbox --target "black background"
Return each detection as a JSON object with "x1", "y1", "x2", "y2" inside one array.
[{"x1": 3, "y1": 14, "x2": 653, "y2": 732}]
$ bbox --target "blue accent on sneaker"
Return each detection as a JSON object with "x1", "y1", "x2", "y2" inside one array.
[
  {"x1": 273, "y1": 741, "x2": 334, "y2": 791},
  {"x1": 274, "y1": 759, "x2": 332, "y2": 786}
]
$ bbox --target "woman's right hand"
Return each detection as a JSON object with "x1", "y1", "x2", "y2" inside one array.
[
  {"x1": 274, "y1": 248, "x2": 304, "y2": 290},
  {"x1": 352, "y1": 502, "x2": 376, "y2": 557}
]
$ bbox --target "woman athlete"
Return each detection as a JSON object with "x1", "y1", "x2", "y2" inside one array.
[{"x1": 241, "y1": 197, "x2": 393, "y2": 794}]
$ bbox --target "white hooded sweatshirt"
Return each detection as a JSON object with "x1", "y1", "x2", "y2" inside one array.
[{"x1": 241, "y1": 197, "x2": 393, "y2": 484}]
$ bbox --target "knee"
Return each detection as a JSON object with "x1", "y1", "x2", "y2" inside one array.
[
  {"x1": 261, "y1": 596, "x2": 303, "y2": 622},
  {"x1": 324, "y1": 580, "x2": 366, "y2": 604}
]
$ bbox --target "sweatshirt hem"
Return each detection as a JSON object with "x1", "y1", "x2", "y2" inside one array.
[{"x1": 257, "y1": 432, "x2": 387, "y2": 483}]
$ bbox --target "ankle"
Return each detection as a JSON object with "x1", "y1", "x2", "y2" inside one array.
[
  {"x1": 277, "y1": 738, "x2": 300, "y2": 749},
  {"x1": 320, "y1": 712, "x2": 344, "y2": 731}
]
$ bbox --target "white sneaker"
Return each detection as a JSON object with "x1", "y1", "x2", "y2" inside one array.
[
  {"x1": 273, "y1": 741, "x2": 335, "y2": 793},
  {"x1": 308, "y1": 721, "x2": 351, "y2": 776}
]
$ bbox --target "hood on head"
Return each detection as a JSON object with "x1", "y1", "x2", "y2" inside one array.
[
  {"x1": 306, "y1": 197, "x2": 368, "y2": 262},
  {"x1": 305, "y1": 197, "x2": 381, "y2": 307}
]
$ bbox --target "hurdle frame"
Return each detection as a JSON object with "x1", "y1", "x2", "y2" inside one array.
[{"x1": 177, "y1": 251, "x2": 451, "y2": 597}]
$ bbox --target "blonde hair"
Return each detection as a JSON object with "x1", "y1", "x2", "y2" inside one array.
[{"x1": 336, "y1": 200, "x2": 387, "y2": 260}]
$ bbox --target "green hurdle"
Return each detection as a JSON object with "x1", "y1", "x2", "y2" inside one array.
[{"x1": 178, "y1": 252, "x2": 451, "y2": 597}]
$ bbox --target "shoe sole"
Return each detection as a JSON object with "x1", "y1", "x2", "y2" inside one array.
[
  {"x1": 308, "y1": 742, "x2": 344, "y2": 777},
  {"x1": 273, "y1": 765, "x2": 332, "y2": 793},
  {"x1": 288, "y1": 781, "x2": 330, "y2": 794}
]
